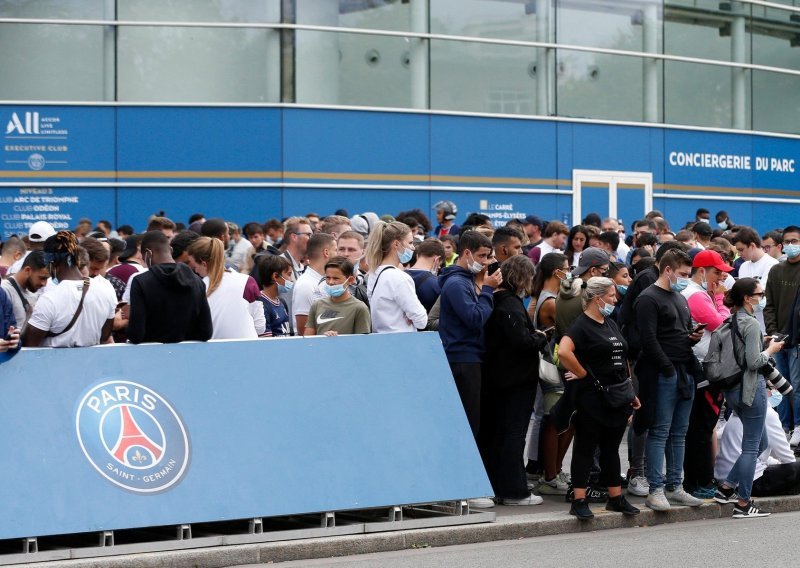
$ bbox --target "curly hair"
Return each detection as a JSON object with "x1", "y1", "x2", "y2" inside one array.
[{"x1": 42, "y1": 230, "x2": 80, "y2": 267}]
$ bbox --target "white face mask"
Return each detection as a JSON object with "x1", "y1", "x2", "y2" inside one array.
[{"x1": 466, "y1": 251, "x2": 483, "y2": 274}]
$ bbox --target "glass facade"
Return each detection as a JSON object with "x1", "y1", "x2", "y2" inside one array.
[{"x1": 1, "y1": 0, "x2": 800, "y2": 133}]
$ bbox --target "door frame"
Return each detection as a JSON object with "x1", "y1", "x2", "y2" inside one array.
[{"x1": 572, "y1": 169, "x2": 654, "y2": 223}]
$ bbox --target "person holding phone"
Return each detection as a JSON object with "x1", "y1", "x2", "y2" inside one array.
[
  {"x1": 681, "y1": 250, "x2": 733, "y2": 497},
  {"x1": 714, "y1": 278, "x2": 783, "y2": 518}
]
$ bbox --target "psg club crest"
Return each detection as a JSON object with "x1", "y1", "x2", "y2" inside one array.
[{"x1": 76, "y1": 381, "x2": 190, "y2": 493}]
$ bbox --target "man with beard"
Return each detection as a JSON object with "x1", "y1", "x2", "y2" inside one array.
[{"x1": 1, "y1": 250, "x2": 49, "y2": 333}]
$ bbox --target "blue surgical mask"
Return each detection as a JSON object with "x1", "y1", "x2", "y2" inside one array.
[
  {"x1": 616, "y1": 284, "x2": 628, "y2": 296},
  {"x1": 598, "y1": 299, "x2": 615, "y2": 317},
  {"x1": 278, "y1": 276, "x2": 294, "y2": 293},
  {"x1": 398, "y1": 246, "x2": 414, "y2": 264},
  {"x1": 326, "y1": 283, "x2": 347, "y2": 298},
  {"x1": 718, "y1": 221, "x2": 728, "y2": 231},
  {"x1": 670, "y1": 275, "x2": 691, "y2": 293},
  {"x1": 752, "y1": 296, "x2": 766, "y2": 312},
  {"x1": 769, "y1": 390, "x2": 783, "y2": 408},
  {"x1": 784, "y1": 244, "x2": 800, "y2": 259}
]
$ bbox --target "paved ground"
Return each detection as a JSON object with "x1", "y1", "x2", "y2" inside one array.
[{"x1": 248, "y1": 510, "x2": 798, "y2": 568}]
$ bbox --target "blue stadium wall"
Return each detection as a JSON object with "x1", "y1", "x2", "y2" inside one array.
[{"x1": 2, "y1": 105, "x2": 799, "y2": 237}]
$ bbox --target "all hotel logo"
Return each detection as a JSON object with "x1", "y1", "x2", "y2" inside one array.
[{"x1": 5, "y1": 112, "x2": 40, "y2": 135}]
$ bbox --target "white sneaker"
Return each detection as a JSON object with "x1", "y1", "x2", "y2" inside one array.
[
  {"x1": 665, "y1": 487, "x2": 703, "y2": 507},
  {"x1": 468, "y1": 497, "x2": 495, "y2": 509},
  {"x1": 645, "y1": 487, "x2": 670, "y2": 511},
  {"x1": 627, "y1": 475, "x2": 650, "y2": 497},
  {"x1": 538, "y1": 475, "x2": 569, "y2": 495},
  {"x1": 790, "y1": 426, "x2": 800, "y2": 448},
  {"x1": 501, "y1": 493, "x2": 544, "y2": 506},
  {"x1": 557, "y1": 471, "x2": 572, "y2": 485}
]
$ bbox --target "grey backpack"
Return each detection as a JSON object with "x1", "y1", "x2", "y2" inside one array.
[{"x1": 702, "y1": 316, "x2": 745, "y2": 389}]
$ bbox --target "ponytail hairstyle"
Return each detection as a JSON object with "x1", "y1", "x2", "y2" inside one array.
[
  {"x1": 365, "y1": 221, "x2": 411, "y2": 272},
  {"x1": 723, "y1": 277, "x2": 759, "y2": 310},
  {"x1": 42, "y1": 230, "x2": 80, "y2": 269},
  {"x1": 531, "y1": 252, "x2": 568, "y2": 299},
  {"x1": 581, "y1": 276, "x2": 615, "y2": 310},
  {"x1": 186, "y1": 236, "x2": 225, "y2": 296}
]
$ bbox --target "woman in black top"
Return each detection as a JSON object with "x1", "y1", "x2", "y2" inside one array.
[
  {"x1": 482, "y1": 256, "x2": 548, "y2": 505},
  {"x1": 558, "y1": 277, "x2": 641, "y2": 519}
]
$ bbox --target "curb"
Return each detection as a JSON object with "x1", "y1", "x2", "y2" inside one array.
[{"x1": 17, "y1": 495, "x2": 800, "y2": 568}]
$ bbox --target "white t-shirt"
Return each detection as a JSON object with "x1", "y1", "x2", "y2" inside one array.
[
  {"x1": 204, "y1": 271, "x2": 259, "y2": 340},
  {"x1": 291, "y1": 266, "x2": 328, "y2": 324},
  {"x1": 0, "y1": 278, "x2": 37, "y2": 332},
  {"x1": 738, "y1": 253, "x2": 779, "y2": 332},
  {"x1": 122, "y1": 267, "x2": 148, "y2": 304},
  {"x1": 368, "y1": 265, "x2": 427, "y2": 333},
  {"x1": 28, "y1": 277, "x2": 117, "y2": 347}
]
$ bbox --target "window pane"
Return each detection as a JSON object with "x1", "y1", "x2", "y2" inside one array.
[
  {"x1": 663, "y1": 0, "x2": 751, "y2": 129},
  {"x1": 298, "y1": 0, "x2": 410, "y2": 31},
  {"x1": 430, "y1": 0, "x2": 553, "y2": 115},
  {"x1": 431, "y1": 41, "x2": 543, "y2": 116},
  {"x1": 0, "y1": 1, "x2": 110, "y2": 101},
  {"x1": 117, "y1": 1, "x2": 279, "y2": 102},
  {"x1": 556, "y1": 1, "x2": 661, "y2": 122},
  {"x1": 751, "y1": 5, "x2": 800, "y2": 134},
  {"x1": 296, "y1": 31, "x2": 412, "y2": 108}
]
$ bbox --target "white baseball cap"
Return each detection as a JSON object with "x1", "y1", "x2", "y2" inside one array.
[{"x1": 28, "y1": 221, "x2": 56, "y2": 242}]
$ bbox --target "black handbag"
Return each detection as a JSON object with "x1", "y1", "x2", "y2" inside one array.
[{"x1": 594, "y1": 377, "x2": 636, "y2": 408}]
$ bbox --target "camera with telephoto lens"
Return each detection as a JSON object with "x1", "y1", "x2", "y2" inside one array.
[{"x1": 762, "y1": 358, "x2": 793, "y2": 396}]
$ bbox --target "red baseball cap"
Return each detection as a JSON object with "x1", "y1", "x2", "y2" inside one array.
[{"x1": 692, "y1": 249, "x2": 733, "y2": 272}]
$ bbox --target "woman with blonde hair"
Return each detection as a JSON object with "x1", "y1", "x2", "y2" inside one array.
[
  {"x1": 187, "y1": 236, "x2": 264, "y2": 339},
  {"x1": 366, "y1": 221, "x2": 427, "y2": 333},
  {"x1": 558, "y1": 277, "x2": 641, "y2": 520}
]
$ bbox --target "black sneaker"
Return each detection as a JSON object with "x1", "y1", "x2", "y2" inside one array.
[
  {"x1": 732, "y1": 500, "x2": 770, "y2": 519},
  {"x1": 565, "y1": 483, "x2": 574, "y2": 503},
  {"x1": 569, "y1": 498, "x2": 594, "y2": 520},
  {"x1": 713, "y1": 486, "x2": 738, "y2": 504},
  {"x1": 606, "y1": 494, "x2": 640, "y2": 516},
  {"x1": 586, "y1": 485, "x2": 609, "y2": 503}
]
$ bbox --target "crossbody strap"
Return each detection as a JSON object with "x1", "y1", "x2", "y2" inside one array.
[
  {"x1": 46, "y1": 278, "x2": 91, "y2": 338},
  {"x1": 368, "y1": 266, "x2": 396, "y2": 296},
  {"x1": 7, "y1": 277, "x2": 30, "y2": 314}
]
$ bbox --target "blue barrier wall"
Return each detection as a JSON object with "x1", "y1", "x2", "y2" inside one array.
[
  {"x1": 0, "y1": 333, "x2": 491, "y2": 539},
  {"x1": 2, "y1": 105, "x2": 800, "y2": 235}
]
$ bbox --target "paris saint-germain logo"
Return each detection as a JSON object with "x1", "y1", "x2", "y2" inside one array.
[{"x1": 75, "y1": 380, "x2": 190, "y2": 494}]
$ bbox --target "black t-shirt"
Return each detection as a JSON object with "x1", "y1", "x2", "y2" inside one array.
[
  {"x1": 564, "y1": 313, "x2": 632, "y2": 424},
  {"x1": 565, "y1": 313, "x2": 628, "y2": 384}
]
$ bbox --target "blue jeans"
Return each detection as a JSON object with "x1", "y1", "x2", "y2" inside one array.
[
  {"x1": 646, "y1": 373, "x2": 694, "y2": 491},
  {"x1": 724, "y1": 378, "x2": 768, "y2": 502},
  {"x1": 774, "y1": 346, "x2": 800, "y2": 429}
]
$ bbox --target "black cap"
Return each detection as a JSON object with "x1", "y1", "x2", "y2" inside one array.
[{"x1": 119, "y1": 234, "x2": 143, "y2": 261}]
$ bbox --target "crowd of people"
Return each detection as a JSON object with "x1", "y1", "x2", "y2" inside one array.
[{"x1": 2, "y1": 202, "x2": 799, "y2": 520}]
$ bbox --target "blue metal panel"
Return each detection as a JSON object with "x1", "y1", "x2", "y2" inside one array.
[
  {"x1": 116, "y1": 108, "x2": 283, "y2": 176},
  {"x1": 429, "y1": 191, "x2": 559, "y2": 227},
  {"x1": 282, "y1": 109, "x2": 430, "y2": 177},
  {"x1": 0, "y1": 334, "x2": 490, "y2": 539},
  {"x1": 570, "y1": 124, "x2": 653, "y2": 173},
  {"x1": 663, "y1": 129, "x2": 754, "y2": 191},
  {"x1": 0, "y1": 106, "x2": 115, "y2": 177},
  {"x1": 430, "y1": 116, "x2": 557, "y2": 184}
]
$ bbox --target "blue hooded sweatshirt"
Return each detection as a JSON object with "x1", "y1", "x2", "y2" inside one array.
[{"x1": 437, "y1": 265, "x2": 494, "y2": 363}]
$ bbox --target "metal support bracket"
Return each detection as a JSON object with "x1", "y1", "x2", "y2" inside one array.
[
  {"x1": 177, "y1": 524, "x2": 192, "y2": 540},
  {"x1": 22, "y1": 537, "x2": 37, "y2": 554},
  {"x1": 389, "y1": 506, "x2": 403, "y2": 522},
  {"x1": 249, "y1": 517, "x2": 263, "y2": 534},
  {"x1": 321, "y1": 512, "x2": 335, "y2": 528},
  {"x1": 99, "y1": 531, "x2": 114, "y2": 547}
]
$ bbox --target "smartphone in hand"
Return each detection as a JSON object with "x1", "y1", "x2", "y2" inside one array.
[
  {"x1": 692, "y1": 323, "x2": 708, "y2": 334},
  {"x1": 487, "y1": 261, "x2": 500, "y2": 275}
]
